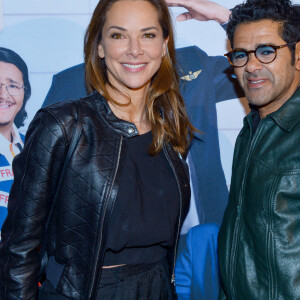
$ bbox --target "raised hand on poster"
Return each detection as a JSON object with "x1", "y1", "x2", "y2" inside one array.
[{"x1": 165, "y1": 0, "x2": 231, "y2": 24}]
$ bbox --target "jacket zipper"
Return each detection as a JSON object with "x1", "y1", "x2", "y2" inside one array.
[
  {"x1": 88, "y1": 136, "x2": 123, "y2": 299},
  {"x1": 229, "y1": 121, "x2": 264, "y2": 299},
  {"x1": 267, "y1": 229, "x2": 274, "y2": 299},
  {"x1": 163, "y1": 146, "x2": 183, "y2": 286},
  {"x1": 267, "y1": 175, "x2": 278, "y2": 300}
]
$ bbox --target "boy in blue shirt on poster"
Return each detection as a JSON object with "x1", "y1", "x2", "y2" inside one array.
[{"x1": 0, "y1": 48, "x2": 31, "y2": 239}]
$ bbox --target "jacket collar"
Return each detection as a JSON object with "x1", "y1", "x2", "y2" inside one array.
[
  {"x1": 91, "y1": 91, "x2": 140, "y2": 138},
  {"x1": 246, "y1": 87, "x2": 300, "y2": 132},
  {"x1": 268, "y1": 87, "x2": 300, "y2": 132}
]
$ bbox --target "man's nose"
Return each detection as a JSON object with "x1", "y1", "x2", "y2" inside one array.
[
  {"x1": 0, "y1": 83, "x2": 10, "y2": 98},
  {"x1": 245, "y1": 53, "x2": 263, "y2": 73}
]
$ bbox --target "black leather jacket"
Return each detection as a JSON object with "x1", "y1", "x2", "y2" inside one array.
[{"x1": 0, "y1": 91, "x2": 190, "y2": 300}]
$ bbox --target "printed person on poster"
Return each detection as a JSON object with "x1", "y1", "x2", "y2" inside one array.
[{"x1": 0, "y1": 47, "x2": 30, "y2": 240}]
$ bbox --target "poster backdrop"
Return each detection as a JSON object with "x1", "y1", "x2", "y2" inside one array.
[
  {"x1": 0, "y1": 0, "x2": 3, "y2": 30},
  {"x1": 1, "y1": 0, "x2": 300, "y2": 186}
]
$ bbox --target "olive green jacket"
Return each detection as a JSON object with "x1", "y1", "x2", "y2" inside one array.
[{"x1": 218, "y1": 87, "x2": 300, "y2": 300}]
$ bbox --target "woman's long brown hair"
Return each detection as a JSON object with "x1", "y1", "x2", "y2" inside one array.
[{"x1": 84, "y1": 0, "x2": 196, "y2": 155}]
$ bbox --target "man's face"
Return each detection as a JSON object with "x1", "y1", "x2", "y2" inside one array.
[
  {"x1": 0, "y1": 61, "x2": 24, "y2": 127},
  {"x1": 233, "y1": 20, "x2": 300, "y2": 118}
]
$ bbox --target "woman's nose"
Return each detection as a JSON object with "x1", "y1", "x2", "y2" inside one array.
[{"x1": 126, "y1": 38, "x2": 144, "y2": 57}]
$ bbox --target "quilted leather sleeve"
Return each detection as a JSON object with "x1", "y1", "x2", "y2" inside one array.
[{"x1": 0, "y1": 109, "x2": 72, "y2": 300}]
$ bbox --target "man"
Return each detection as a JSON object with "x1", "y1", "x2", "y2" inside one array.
[
  {"x1": 218, "y1": 0, "x2": 300, "y2": 299},
  {"x1": 42, "y1": 0, "x2": 243, "y2": 231},
  {"x1": 0, "y1": 47, "x2": 30, "y2": 240}
]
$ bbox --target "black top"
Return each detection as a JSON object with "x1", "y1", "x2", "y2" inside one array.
[{"x1": 103, "y1": 131, "x2": 179, "y2": 266}]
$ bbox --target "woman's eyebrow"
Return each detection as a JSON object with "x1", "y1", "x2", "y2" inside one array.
[
  {"x1": 141, "y1": 26, "x2": 159, "y2": 32},
  {"x1": 107, "y1": 25, "x2": 126, "y2": 31},
  {"x1": 107, "y1": 26, "x2": 159, "y2": 32}
]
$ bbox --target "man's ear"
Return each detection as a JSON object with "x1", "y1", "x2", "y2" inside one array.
[
  {"x1": 98, "y1": 44, "x2": 105, "y2": 59},
  {"x1": 295, "y1": 41, "x2": 300, "y2": 71}
]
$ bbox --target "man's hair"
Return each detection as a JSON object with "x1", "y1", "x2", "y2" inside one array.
[
  {"x1": 0, "y1": 47, "x2": 31, "y2": 128},
  {"x1": 227, "y1": 0, "x2": 300, "y2": 62}
]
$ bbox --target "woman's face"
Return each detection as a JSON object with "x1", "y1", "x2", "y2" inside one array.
[
  {"x1": 0, "y1": 61, "x2": 24, "y2": 127},
  {"x1": 98, "y1": 0, "x2": 168, "y2": 95}
]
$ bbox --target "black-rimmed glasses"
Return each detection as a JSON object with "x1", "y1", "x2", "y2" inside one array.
[
  {"x1": 224, "y1": 42, "x2": 297, "y2": 67},
  {"x1": 0, "y1": 82, "x2": 26, "y2": 96}
]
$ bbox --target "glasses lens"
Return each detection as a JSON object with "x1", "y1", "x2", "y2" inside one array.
[
  {"x1": 229, "y1": 50, "x2": 248, "y2": 67},
  {"x1": 256, "y1": 45, "x2": 276, "y2": 63},
  {"x1": 7, "y1": 84, "x2": 23, "y2": 96}
]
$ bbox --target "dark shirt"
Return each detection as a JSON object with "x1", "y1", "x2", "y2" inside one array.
[
  {"x1": 251, "y1": 108, "x2": 261, "y2": 133},
  {"x1": 103, "y1": 131, "x2": 179, "y2": 266}
]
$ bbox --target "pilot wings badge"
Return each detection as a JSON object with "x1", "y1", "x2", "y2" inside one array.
[{"x1": 180, "y1": 70, "x2": 202, "y2": 81}]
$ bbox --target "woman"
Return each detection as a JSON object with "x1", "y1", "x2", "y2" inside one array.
[
  {"x1": 0, "y1": 47, "x2": 31, "y2": 239},
  {"x1": 0, "y1": 0, "x2": 194, "y2": 299}
]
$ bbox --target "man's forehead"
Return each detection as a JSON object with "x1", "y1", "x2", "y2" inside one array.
[
  {"x1": 233, "y1": 19, "x2": 285, "y2": 49},
  {"x1": 0, "y1": 62, "x2": 23, "y2": 80}
]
